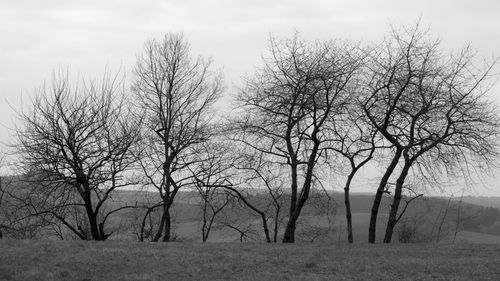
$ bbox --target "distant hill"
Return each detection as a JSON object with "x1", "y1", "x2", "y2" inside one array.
[
  {"x1": 458, "y1": 196, "x2": 500, "y2": 209},
  {"x1": 453, "y1": 230, "x2": 500, "y2": 244},
  {"x1": 109, "y1": 189, "x2": 500, "y2": 243},
  {"x1": 3, "y1": 181, "x2": 500, "y2": 243}
]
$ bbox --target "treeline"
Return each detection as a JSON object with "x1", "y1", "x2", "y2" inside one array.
[{"x1": 0, "y1": 22, "x2": 499, "y2": 243}]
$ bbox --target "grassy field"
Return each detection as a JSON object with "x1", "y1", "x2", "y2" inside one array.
[
  {"x1": 1, "y1": 240, "x2": 499, "y2": 281},
  {"x1": 164, "y1": 211, "x2": 500, "y2": 244}
]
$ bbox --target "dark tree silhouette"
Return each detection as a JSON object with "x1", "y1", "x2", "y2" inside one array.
[
  {"x1": 132, "y1": 33, "x2": 223, "y2": 242},
  {"x1": 234, "y1": 34, "x2": 362, "y2": 243},
  {"x1": 14, "y1": 70, "x2": 139, "y2": 240},
  {"x1": 362, "y1": 24, "x2": 499, "y2": 243}
]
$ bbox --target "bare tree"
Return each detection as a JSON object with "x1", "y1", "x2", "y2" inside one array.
[
  {"x1": 14, "y1": 70, "x2": 139, "y2": 240},
  {"x1": 132, "y1": 33, "x2": 223, "y2": 242},
  {"x1": 362, "y1": 23, "x2": 500, "y2": 243},
  {"x1": 234, "y1": 34, "x2": 362, "y2": 243}
]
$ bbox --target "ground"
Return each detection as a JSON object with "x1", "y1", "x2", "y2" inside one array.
[{"x1": 0, "y1": 240, "x2": 499, "y2": 281}]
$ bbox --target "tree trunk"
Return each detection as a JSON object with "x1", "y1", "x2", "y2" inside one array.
[
  {"x1": 282, "y1": 218, "x2": 296, "y2": 243},
  {"x1": 368, "y1": 148, "x2": 402, "y2": 243},
  {"x1": 282, "y1": 180, "x2": 312, "y2": 243},
  {"x1": 162, "y1": 208, "x2": 171, "y2": 242},
  {"x1": 344, "y1": 173, "x2": 355, "y2": 243},
  {"x1": 254, "y1": 211, "x2": 272, "y2": 243},
  {"x1": 153, "y1": 202, "x2": 168, "y2": 242},
  {"x1": 273, "y1": 208, "x2": 280, "y2": 243},
  {"x1": 282, "y1": 141, "x2": 319, "y2": 243},
  {"x1": 87, "y1": 212, "x2": 102, "y2": 240},
  {"x1": 201, "y1": 196, "x2": 209, "y2": 242},
  {"x1": 282, "y1": 175, "x2": 313, "y2": 243},
  {"x1": 202, "y1": 215, "x2": 214, "y2": 243},
  {"x1": 82, "y1": 190, "x2": 104, "y2": 241},
  {"x1": 383, "y1": 163, "x2": 411, "y2": 243},
  {"x1": 287, "y1": 160, "x2": 298, "y2": 237}
]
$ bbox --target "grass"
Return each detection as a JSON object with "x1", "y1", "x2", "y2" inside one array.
[{"x1": 1, "y1": 240, "x2": 499, "y2": 281}]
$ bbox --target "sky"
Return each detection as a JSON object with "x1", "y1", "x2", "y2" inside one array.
[{"x1": 0, "y1": 0, "x2": 499, "y2": 195}]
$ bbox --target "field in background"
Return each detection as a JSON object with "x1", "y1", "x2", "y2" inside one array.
[
  {"x1": 168, "y1": 212, "x2": 500, "y2": 244},
  {"x1": 1, "y1": 240, "x2": 499, "y2": 281},
  {"x1": 110, "y1": 191, "x2": 500, "y2": 244},
  {"x1": 3, "y1": 184, "x2": 500, "y2": 243}
]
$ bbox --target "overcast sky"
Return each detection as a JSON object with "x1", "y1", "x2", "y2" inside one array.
[{"x1": 1, "y1": 0, "x2": 499, "y2": 195}]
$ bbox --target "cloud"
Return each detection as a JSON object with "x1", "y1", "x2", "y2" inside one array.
[{"x1": 0, "y1": 0, "x2": 499, "y2": 159}]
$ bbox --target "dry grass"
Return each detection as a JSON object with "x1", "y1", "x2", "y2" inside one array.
[{"x1": 0, "y1": 240, "x2": 499, "y2": 281}]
